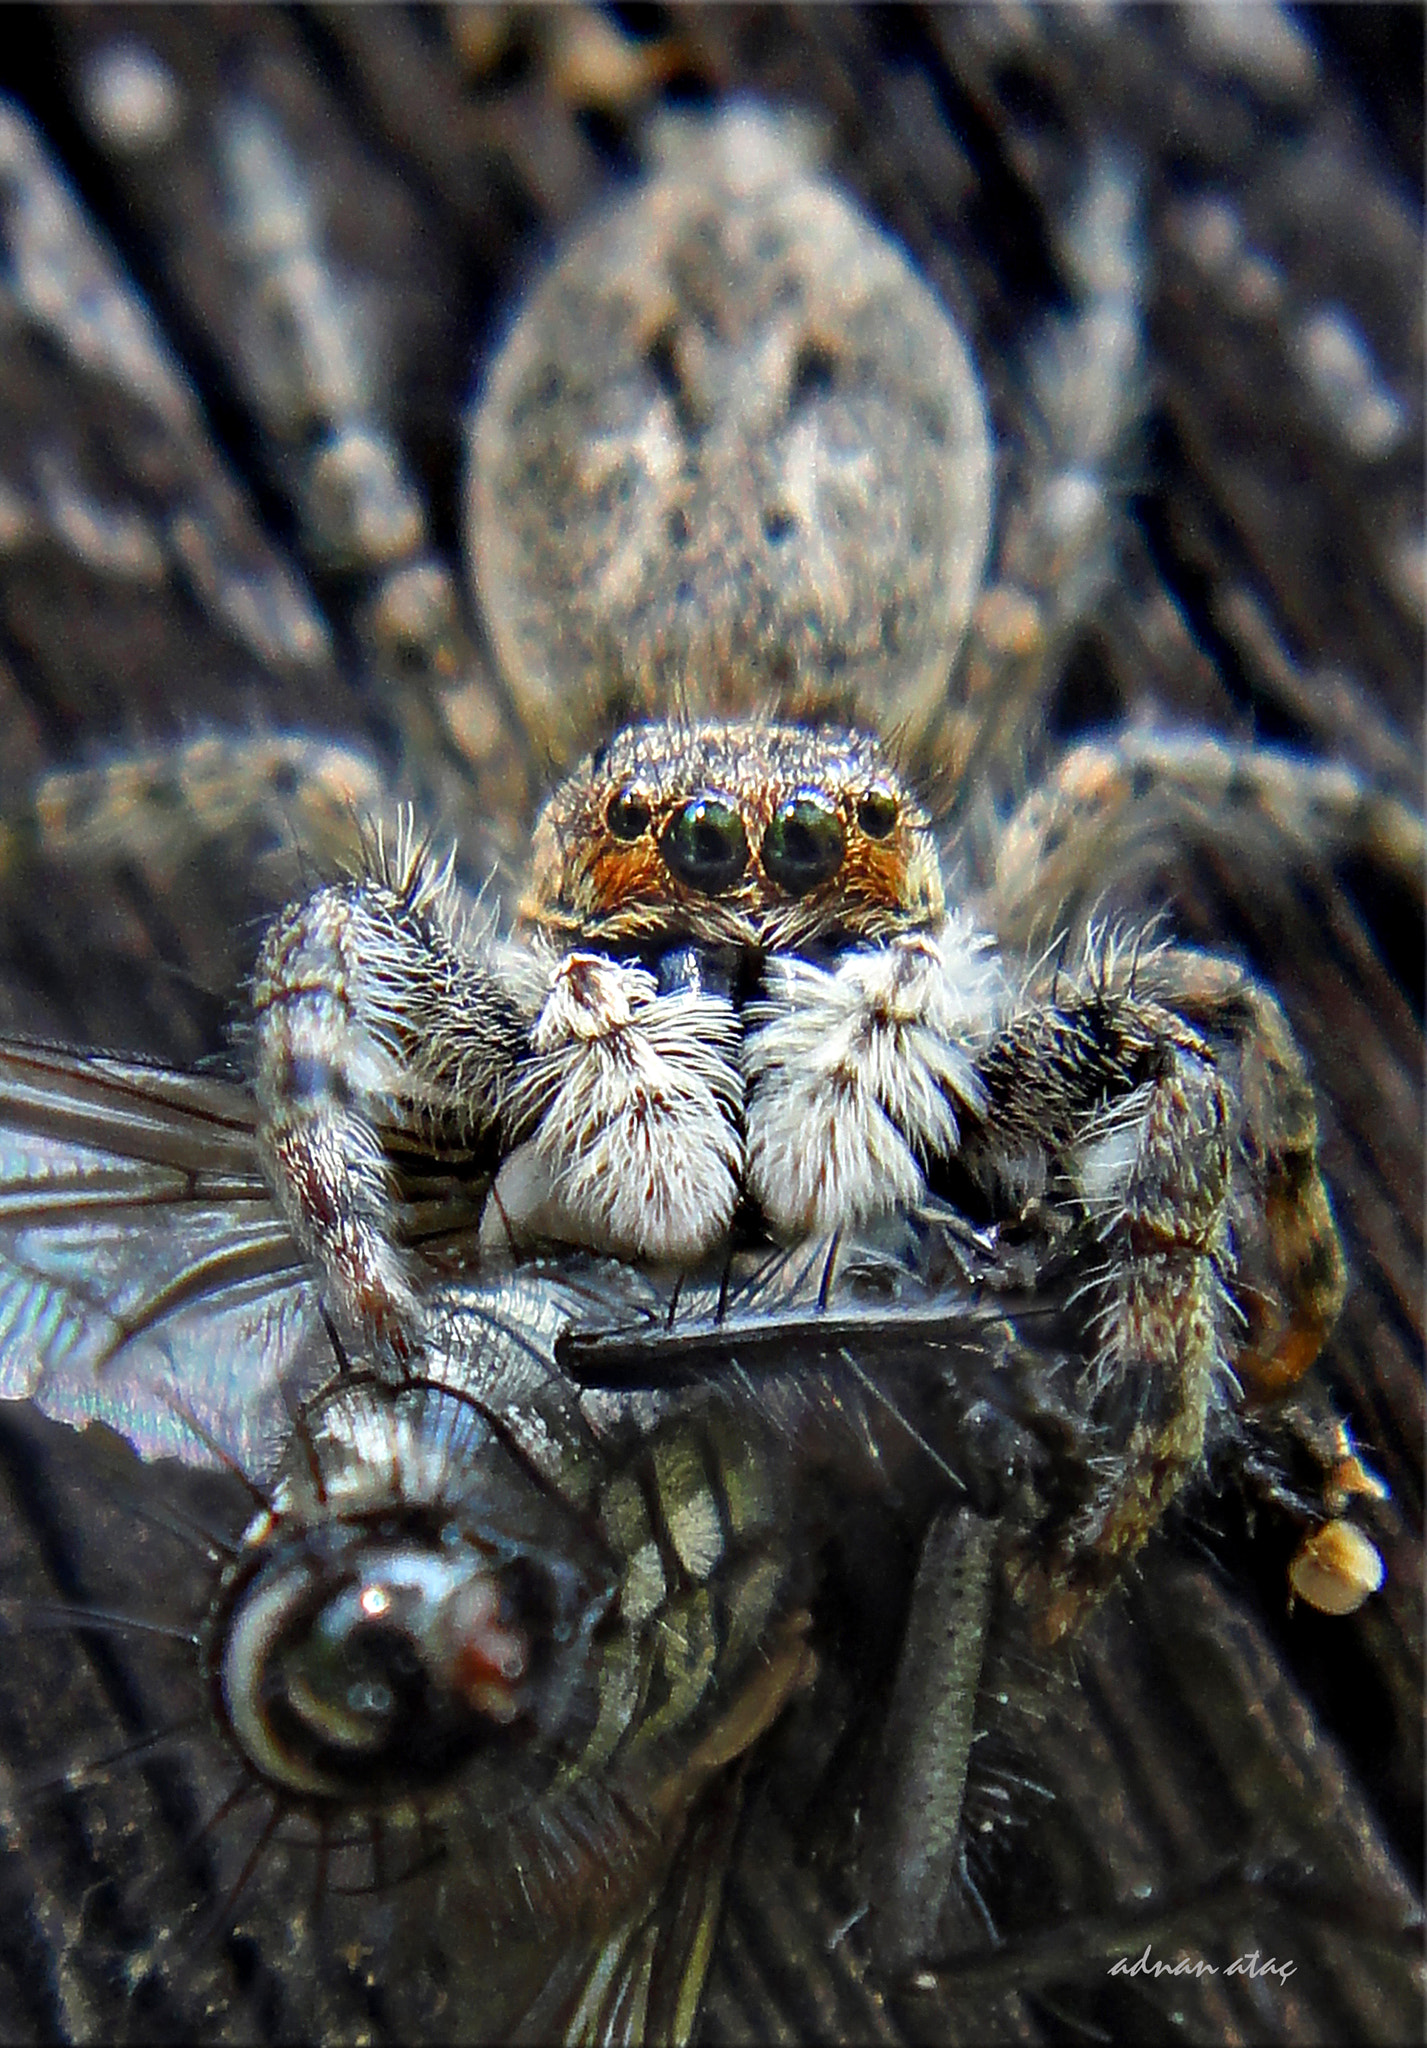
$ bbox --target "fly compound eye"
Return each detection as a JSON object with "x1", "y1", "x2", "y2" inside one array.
[
  {"x1": 218, "y1": 1523, "x2": 589, "y2": 1801},
  {"x1": 762, "y1": 790, "x2": 846, "y2": 895},
  {"x1": 604, "y1": 786, "x2": 652, "y2": 841},
  {"x1": 659, "y1": 793, "x2": 748, "y2": 894}
]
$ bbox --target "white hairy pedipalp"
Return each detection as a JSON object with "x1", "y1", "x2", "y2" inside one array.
[
  {"x1": 743, "y1": 913, "x2": 1004, "y2": 1238},
  {"x1": 484, "y1": 952, "x2": 744, "y2": 1263}
]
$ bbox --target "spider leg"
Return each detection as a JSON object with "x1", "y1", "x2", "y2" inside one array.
[
  {"x1": 1154, "y1": 947, "x2": 1346, "y2": 1402},
  {"x1": 0, "y1": 733, "x2": 390, "y2": 1048},
  {"x1": 0, "y1": 731, "x2": 384, "y2": 890},
  {"x1": 252, "y1": 820, "x2": 539, "y2": 1354},
  {"x1": 969, "y1": 930, "x2": 1368, "y2": 1638},
  {"x1": 989, "y1": 728, "x2": 1424, "y2": 948},
  {"x1": 968, "y1": 947, "x2": 1237, "y2": 1643},
  {"x1": 1151, "y1": 949, "x2": 1389, "y2": 1620}
]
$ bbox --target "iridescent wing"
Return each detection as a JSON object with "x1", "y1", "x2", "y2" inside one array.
[
  {"x1": 506, "y1": 1770, "x2": 750, "y2": 2047},
  {"x1": 0, "y1": 1038, "x2": 323, "y2": 1472},
  {"x1": 0, "y1": 1038, "x2": 500, "y2": 1474}
]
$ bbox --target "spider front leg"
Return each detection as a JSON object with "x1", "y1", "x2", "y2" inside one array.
[
  {"x1": 1157, "y1": 951, "x2": 1388, "y2": 1617},
  {"x1": 973, "y1": 936, "x2": 1367, "y2": 1640},
  {"x1": 1161, "y1": 947, "x2": 1347, "y2": 1402},
  {"x1": 971, "y1": 953, "x2": 1240, "y2": 1642},
  {"x1": 253, "y1": 825, "x2": 539, "y2": 1354}
]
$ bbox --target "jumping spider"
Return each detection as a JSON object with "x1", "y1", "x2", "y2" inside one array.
[{"x1": 247, "y1": 108, "x2": 1386, "y2": 1634}]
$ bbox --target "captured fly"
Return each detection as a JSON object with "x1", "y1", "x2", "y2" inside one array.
[
  {"x1": 0, "y1": 34, "x2": 1414, "y2": 2048},
  {"x1": 0, "y1": 1035, "x2": 1392, "y2": 2044}
]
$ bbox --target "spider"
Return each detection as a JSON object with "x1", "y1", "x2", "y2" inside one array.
[
  {"x1": 0, "y1": 20, "x2": 1417, "y2": 2047},
  {"x1": 243, "y1": 105, "x2": 1392, "y2": 1641}
]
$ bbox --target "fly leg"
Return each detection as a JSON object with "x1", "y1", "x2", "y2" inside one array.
[{"x1": 858, "y1": 1507, "x2": 999, "y2": 1974}]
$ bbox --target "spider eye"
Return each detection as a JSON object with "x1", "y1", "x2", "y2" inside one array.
[
  {"x1": 762, "y1": 792, "x2": 846, "y2": 895},
  {"x1": 605, "y1": 788, "x2": 652, "y2": 841},
  {"x1": 660, "y1": 795, "x2": 748, "y2": 894},
  {"x1": 856, "y1": 787, "x2": 899, "y2": 840}
]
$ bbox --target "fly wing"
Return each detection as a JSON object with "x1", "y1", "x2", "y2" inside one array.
[
  {"x1": 0, "y1": 1037, "x2": 324, "y2": 1474},
  {"x1": 504, "y1": 1771, "x2": 748, "y2": 2048}
]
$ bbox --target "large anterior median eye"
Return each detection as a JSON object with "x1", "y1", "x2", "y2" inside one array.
[
  {"x1": 762, "y1": 791, "x2": 846, "y2": 895},
  {"x1": 660, "y1": 794, "x2": 748, "y2": 893}
]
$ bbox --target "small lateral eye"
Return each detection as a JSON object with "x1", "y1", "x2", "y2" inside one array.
[
  {"x1": 660, "y1": 794, "x2": 748, "y2": 895},
  {"x1": 856, "y1": 787, "x2": 899, "y2": 840},
  {"x1": 762, "y1": 791, "x2": 846, "y2": 896},
  {"x1": 605, "y1": 787, "x2": 652, "y2": 841}
]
